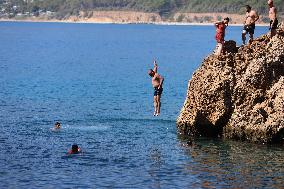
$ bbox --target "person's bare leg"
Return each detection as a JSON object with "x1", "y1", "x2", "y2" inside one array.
[
  {"x1": 220, "y1": 42, "x2": 224, "y2": 55},
  {"x1": 157, "y1": 95, "x2": 161, "y2": 116},
  {"x1": 214, "y1": 44, "x2": 219, "y2": 55},
  {"x1": 271, "y1": 29, "x2": 276, "y2": 38},
  {"x1": 217, "y1": 43, "x2": 224, "y2": 56},
  {"x1": 216, "y1": 43, "x2": 221, "y2": 56},
  {"x1": 242, "y1": 33, "x2": 246, "y2": 45},
  {"x1": 154, "y1": 96, "x2": 158, "y2": 116},
  {"x1": 249, "y1": 33, "x2": 254, "y2": 44}
]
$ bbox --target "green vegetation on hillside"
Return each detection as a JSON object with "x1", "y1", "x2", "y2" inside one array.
[
  {"x1": 184, "y1": 0, "x2": 283, "y2": 14},
  {"x1": 1, "y1": 0, "x2": 283, "y2": 19}
]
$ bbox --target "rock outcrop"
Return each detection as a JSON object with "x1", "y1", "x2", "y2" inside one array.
[{"x1": 177, "y1": 26, "x2": 284, "y2": 144}]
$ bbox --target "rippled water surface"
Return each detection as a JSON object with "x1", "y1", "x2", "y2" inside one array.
[{"x1": 0, "y1": 22, "x2": 283, "y2": 188}]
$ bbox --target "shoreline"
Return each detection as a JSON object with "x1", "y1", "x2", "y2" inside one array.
[{"x1": 0, "y1": 18, "x2": 270, "y2": 27}]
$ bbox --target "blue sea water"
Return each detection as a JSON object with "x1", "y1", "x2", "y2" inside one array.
[{"x1": 0, "y1": 22, "x2": 283, "y2": 188}]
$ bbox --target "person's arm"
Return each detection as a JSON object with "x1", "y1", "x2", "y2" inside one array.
[
  {"x1": 153, "y1": 60, "x2": 158, "y2": 73},
  {"x1": 215, "y1": 21, "x2": 222, "y2": 27},
  {"x1": 158, "y1": 75, "x2": 164, "y2": 89}
]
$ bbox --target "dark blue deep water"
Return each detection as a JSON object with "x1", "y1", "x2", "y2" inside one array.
[{"x1": 0, "y1": 22, "x2": 283, "y2": 188}]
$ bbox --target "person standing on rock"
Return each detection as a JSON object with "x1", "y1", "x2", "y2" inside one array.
[
  {"x1": 268, "y1": 0, "x2": 278, "y2": 38},
  {"x1": 242, "y1": 5, "x2": 259, "y2": 45},
  {"x1": 148, "y1": 60, "x2": 164, "y2": 116},
  {"x1": 214, "y1": 17, "x2": 230, "y2": 56}
]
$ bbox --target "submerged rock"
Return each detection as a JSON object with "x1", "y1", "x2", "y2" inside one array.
[{"x1": 177, "y1": 26, "x2": 284, "y2": 144}]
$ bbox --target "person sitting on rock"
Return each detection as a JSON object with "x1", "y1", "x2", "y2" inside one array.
[
  {"x1": 268, "y1": 0, "x2": 278, "y2": 38},
  {"x1": 148, "y1": 60, "x2": 164, "y2": 116},
  {"x1": 214, "y1": 17, "x2": 230, "y2": 56},
  {"x1": 242, "y1": 5, "x2": 259, "y2": 45}
]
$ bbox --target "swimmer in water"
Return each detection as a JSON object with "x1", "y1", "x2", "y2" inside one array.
[
  {"x1": 54, "y1": 122, "x2": 61, "y2": 129},
  {"x1": 51, "y1": 122, "x2": 61, "y2": 131},
  {"x1": 68, "y1": 144, "x2": 81, "y2": 154}
]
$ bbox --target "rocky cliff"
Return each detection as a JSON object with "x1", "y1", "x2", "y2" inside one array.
[{"x1": 177, "y1": 26, "x2": 284, "y2": 144}]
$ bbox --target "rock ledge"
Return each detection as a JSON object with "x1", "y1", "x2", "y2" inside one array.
[{"x1": 177, "y1": 26, "x2": 284, "y2": 144}]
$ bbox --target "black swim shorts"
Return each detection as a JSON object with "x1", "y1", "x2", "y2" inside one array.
[
  {"x1": 243, "y1": 24, "x2": 255, "y2": 35},
  {"x1": 154, "y1": 87, "x2": 163, "y2": 96},
  {"x1": 270, "y1": 18, "x2": 278, "y2": 30}
]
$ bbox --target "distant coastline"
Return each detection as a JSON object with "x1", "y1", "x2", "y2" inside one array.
[
  {"x1": 0, "y1": 10, "x2": 274, "y2": 27},
  {"x1": 0, "y1": 18, "x2": 270, "y2": 27}
]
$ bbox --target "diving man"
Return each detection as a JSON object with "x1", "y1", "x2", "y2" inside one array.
[{"x1": 148, "y1": 60, "x2": 164, "y2": 116}]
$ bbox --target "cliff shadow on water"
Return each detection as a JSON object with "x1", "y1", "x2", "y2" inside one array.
[{"x1": 177, "y1": 25, "x2": 284, "y2": 144}]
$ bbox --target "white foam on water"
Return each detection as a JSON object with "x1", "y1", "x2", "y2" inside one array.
[{"x1": 65, "y1": 123, "x2": 111, "y2": 131}]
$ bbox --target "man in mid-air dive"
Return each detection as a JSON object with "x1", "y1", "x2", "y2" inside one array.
[{"x1": 148, "y1": 60, "x2": 164, "y2": 116}]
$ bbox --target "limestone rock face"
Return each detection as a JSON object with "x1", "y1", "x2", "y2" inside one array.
[{"x1": 177, "y1": 28, "x2": 284, "y2": 144}]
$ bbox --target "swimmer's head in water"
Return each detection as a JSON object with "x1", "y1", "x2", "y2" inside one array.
[
  {"x1": 148, "y1": 69, "x2": 155, "y2": 77},
  {"x1": 72, "y1": 144, "x2": 79, "y2": 153},
  {"x1": 54, "y1": 122, "x2": 61, "y2": 129},
  {"x1": 245, "y1": 5, "x2": 252, "y2": 12}
]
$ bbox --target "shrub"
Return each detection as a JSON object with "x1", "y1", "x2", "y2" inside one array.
[{"x1": 176, "y1": 14, "x2": 185, "y2": 22}]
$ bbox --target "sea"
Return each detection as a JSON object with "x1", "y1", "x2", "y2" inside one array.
[{"x1": 0, "y1": 21, "x2": 283, "y2": 188}]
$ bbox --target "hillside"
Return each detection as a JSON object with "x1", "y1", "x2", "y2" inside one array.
[{"x1": 0, "y1": 0, "x2": 283, "y2": 23}]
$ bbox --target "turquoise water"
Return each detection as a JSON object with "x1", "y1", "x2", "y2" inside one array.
[{"x1": 0, "y1": 22, "x2": 283, "y2": 188}]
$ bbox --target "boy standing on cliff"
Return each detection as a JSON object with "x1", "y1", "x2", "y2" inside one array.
[
  {"x1": 268, "y1": 0, "x2": 278, "y2": 38},
  {"x1": 148, "y1": 60, "x2": 164, "y2": 116},
  {"x1": 242, "y1": 5, "x2": 259, "y2": 45},
  {"x1": 214, "y1": 17, "x2": 230, "y2": 56}
]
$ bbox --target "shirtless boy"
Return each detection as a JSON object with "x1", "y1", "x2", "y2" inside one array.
[
  {"x1": 148, "y1": 60, "x2": 164, "y2": 116},
  {"x1": 268, "y1": 0, "x2": 278, "y2": 37},
  {"x1": 242, "y1": 5, "x2": 259, "y2": 45}
]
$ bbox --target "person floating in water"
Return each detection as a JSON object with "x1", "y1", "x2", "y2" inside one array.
[
  {"x1": 148, "y1": 60, "x2": 164, "y2": 116},
  {"x1": 214, "y1": 17, "x2": 230, "y2": 56},
  {"x1": 242, "y1": 5, "x2": 259, "y2": 45},
  {"x1": 268, "y1": 0, "x2": 278, "y2": 38},
  {"x1": 68, "y1": 144, "x2": 81, "y2": 154},
  {"x1": 54, "y1": 122, "x2": 61, "y2": 129},
  {"x1": 51, "y1": 122, "x2": 61, "y2": 131}
]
